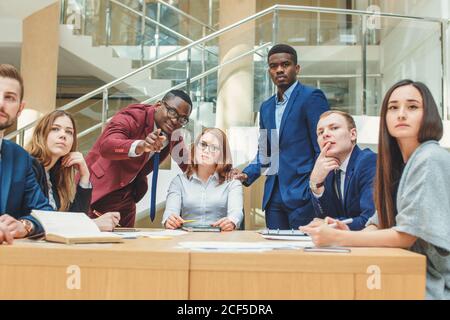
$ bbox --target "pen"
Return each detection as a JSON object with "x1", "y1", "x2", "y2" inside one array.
[
  {"x1": 328, "y1": 218, "x2": 353, "y2": 228},
  {"x1": 93, "y1": 209, "x2": 121, "y2": 227},
  {"x1": 182, "y1": 219, "x2": 197, "y2": 224}
]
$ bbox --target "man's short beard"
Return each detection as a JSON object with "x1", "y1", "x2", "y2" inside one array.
[{"x1": 0, "y1": 119, "x2": 14, "y2": 131}]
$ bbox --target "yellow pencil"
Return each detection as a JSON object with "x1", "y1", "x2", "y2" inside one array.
[{"x1": 183, "y1": 219, "x2": 197, "y2": 223}]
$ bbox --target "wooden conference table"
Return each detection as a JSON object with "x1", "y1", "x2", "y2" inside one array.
[{"x1": 0, "y1": 230, "x2": 426, "y2": 299}]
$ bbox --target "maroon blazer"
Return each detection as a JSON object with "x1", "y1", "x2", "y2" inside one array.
[{"x1": 85, "y1": 103, "x2": 187, "y2": 205}]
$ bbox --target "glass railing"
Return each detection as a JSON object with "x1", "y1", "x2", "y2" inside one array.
[
  {"x1": 9, "y1": 4, "x2": 449, "y2": 149},
  {"x1": 269, "y1": 6, "x2": 445, "y2": 117},
  {"x1": 60, "y1": 0, "x2": 217, "y2": 61}
]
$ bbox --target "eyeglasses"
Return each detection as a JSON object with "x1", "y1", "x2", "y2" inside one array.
[
  {"x1": 197, "y1": 141, "x2": 220, "y2": 153},
  {"x1": 162, "y1": 100, "x2": 189, "y2": 126}
]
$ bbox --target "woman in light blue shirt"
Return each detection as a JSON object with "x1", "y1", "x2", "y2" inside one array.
[{"x1": 163, "y1": 128, "x2": 243, "y2": 231}]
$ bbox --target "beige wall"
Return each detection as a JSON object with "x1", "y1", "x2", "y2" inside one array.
[{"x1": 20, "y1": 1, "x2": 59, "y2": 119}]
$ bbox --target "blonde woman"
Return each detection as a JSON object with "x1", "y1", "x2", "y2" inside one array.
[{"x1": 163, "y1": 128, "x2": 243, "y2": 231}]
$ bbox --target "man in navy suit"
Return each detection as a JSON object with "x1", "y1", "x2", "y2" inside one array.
[
  {"x1": 0, "y1": 64, "x2": 53, "y2": 244},
  {"x1": 309, "y1": 111, "x2": 376, "y2": 230},
  {"x1": 231, "y1": 44, "x2": 329, "y2": 229}
]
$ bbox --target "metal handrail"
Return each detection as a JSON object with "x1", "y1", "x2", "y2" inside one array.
[
  {"x1": 109, "y1": 0, "x2": 218, "y2": 64},
  {"x1": 141, "y1": 42, "x2": 271, "y2": 104},
  {"x1": 157, "y1": 0, "x2": 216, "y2": 32},
  {"x1": 110, "y1": 0, "x2": 196, "y2": 46},
  {"x1": 76, "y1": 43, "x2": 270, "y2": 139},
  {"x1": 61, "y1": 0, "x2": 217, "y2": 59},
  {"x1": 6, "y1": 4, "x2": 274, "y2": 140},
  {"x1": 7, "y1": 4, "x2": 449, "y2": 141}
]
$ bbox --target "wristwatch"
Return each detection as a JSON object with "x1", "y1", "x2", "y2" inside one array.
[
  {"x1": 309, "y1": 180, "x2": 325, "y2": 194},
  {"x1": 19, "y1": 219, "x2": 35, "y2": 237}
]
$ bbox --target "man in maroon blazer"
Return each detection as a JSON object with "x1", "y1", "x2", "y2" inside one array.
[{"x1": 85, "y1": 90, "x2": 192, "y2": 227}]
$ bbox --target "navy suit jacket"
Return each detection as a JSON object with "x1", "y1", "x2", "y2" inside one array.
[
  {"x1": 243, "y1": 81, "x2": 329, "y2": 210},
  {"x1": 311, "y1": 145, "x2": 377, "y2": 230},
  {"x1": 0, "y1": 140, "x2": 53, "y2": 235}
]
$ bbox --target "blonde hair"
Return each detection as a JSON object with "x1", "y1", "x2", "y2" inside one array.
[
  {"x1": 319, "y1": 110, "x2": 357, "y2": 144},
  {"x1": 26, "y1": 110, "x2": 78, "y2": 211},
  {"x1": 319, "y1": 110, "x2": 356, "y2": 130}
]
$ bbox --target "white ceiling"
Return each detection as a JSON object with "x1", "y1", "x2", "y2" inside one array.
[{"x1": 0, "y1": 0, "x2": 57, "y2": 19}]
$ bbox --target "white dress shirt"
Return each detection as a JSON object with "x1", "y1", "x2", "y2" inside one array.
[
  {"x1": 128, "y1": 122, "x2": 169, "y2": 157},
  {"x1": 313, "y1": 151, "x2": 351, "y2": 199},
  {"x1": 162, "y1": 172, "x2": 244, "y2": 228},
  {"x1": 127, "y1": 123, "x2": 169, "y2": 184}
]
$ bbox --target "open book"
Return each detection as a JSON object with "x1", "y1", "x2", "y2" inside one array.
[{"x1": 31, "y1": 210, "x2": 123, "y2": 244}]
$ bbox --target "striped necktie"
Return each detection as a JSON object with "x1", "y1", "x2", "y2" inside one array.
[{"x1": 334, "y1": 169, "x2": 344, "y2": 206}]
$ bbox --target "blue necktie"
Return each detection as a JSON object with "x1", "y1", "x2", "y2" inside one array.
[
  {"x1": 150, "y1": 152, "x2": 160, "y2": 222},
  {"x1": 335, "y1": 169, "x2": 343, "y2": 206}
]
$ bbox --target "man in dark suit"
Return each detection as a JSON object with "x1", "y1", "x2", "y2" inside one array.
[
  {"x1": 85, "y1": 90, "x2": 192, "y2": 227},
  {"x1": 0, "y1": 64, "x2": 53, "y2": 243},
  {"x1": 309, "y1": 111, "x2": 377, "y2": 230},
  {"x1": 231, "y1": 44, "x2": 330, "y2": 229}
]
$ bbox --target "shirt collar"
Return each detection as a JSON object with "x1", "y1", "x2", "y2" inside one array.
[
  {"x1": 154, "y1": 121, "x2": 168, "y2": 138},
  {"x1": 276, "y1": 81, "x2": 298, "y2": 104},
  {"x1": 190, "y1": 171, "x2": 219, "y2": 182},
  {"x1": 339, "y1": 150, "x2": 352, "y2": 174}
]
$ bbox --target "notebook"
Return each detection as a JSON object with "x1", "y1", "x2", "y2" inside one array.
[{"x1": 31, "y1": 210, "x2": 123, "y2": 244}]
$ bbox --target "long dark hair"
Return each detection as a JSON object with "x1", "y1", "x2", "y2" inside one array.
[{"x1": 374, "y1": 80, "x2": 443, "y2": 229}]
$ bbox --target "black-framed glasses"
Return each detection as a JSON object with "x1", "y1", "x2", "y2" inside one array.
[
  {"x1": 197, "y1": 141, "x2": 220, "y2": 153},
  {"x1": 162, "y1": 100, "x2": 189, "y2": 126}
]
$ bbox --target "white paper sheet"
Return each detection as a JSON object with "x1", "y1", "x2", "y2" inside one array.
[
  {"x1": 177, "y1": 241, "x2": 314, "y2": 251},
  {"x1": 113, "y1": 229, "x2": 188, "y2": 238}
]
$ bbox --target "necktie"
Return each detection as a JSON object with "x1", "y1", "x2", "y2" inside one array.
[
  {"x1": 335, "y1": 169, "x2": 344, "y2": 206},
  {"x1": 150, "y1": 152, "x2": 160, "y2": 222}
]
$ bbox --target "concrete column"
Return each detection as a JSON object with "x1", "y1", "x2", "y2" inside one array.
[
  {"x1": 20, "y1": 1, "x2": 60, "y2": 132},
  {"x1": 215, "y1": 0, "x2": 256, "y2": 130}
]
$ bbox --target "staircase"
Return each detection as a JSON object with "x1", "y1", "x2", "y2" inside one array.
[{"x1": 58, "y1": 0, "x2": 217, "y2": 83}]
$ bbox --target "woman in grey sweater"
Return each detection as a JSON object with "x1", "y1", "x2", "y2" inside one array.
[{"x1": 301, "y1": 80, "x2": 450, "y2": 299}]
